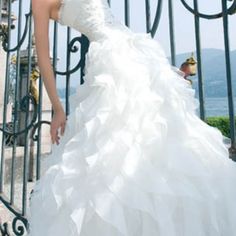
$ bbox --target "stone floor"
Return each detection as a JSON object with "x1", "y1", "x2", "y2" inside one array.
[
  {"x1": 0, "y1": 182, "x2": 34, "y2": 236},
  {"x1": 0, "y1": 146, "x2": 50, "y2": 236}
]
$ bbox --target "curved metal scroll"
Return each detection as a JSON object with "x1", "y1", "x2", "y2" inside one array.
[
  {"x1": 180, "y1": 0, "x2": 236, "y2": 19},
  {"x1": 1, "y1": 12, "x2": 32, "y2": 52},
  {"x1": 55, "y1": 36, "x2": 85, "y2": 76},
  {"x1": 0, "y1": 195, "x2": 28, "y2": 236},
  {"x1": 0, "y1": 94, "x2": 37, "y2": 136}
]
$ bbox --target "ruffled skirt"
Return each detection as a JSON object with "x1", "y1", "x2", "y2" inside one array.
[{"x1": 28, "y1": 30, "x2": 236, "y2": 236}]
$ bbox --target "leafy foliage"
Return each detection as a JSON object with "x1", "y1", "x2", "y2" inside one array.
[{"x1": 206, "y1": 116, "x2": 236, "y2": 138}]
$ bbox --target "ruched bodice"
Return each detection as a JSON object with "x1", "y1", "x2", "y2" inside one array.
[{"x1": 58, "y1": 0, "x2": 126, "y2": 41}]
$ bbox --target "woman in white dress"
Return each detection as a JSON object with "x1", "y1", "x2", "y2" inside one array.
[{"x1": 28, "y1": 0, "x2": 236, "y2": 235}]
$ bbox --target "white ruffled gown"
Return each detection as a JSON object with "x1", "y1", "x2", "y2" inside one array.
[{"x1": 28, "y1": 0, "x2": 236, "y2": 235}]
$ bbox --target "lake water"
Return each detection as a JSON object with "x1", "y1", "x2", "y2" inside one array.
[{"x1": 196, "y1": 97, "x2": 236, "y2": 117}]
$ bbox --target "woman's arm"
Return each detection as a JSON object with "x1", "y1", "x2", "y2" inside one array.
[{"x1": 32, "y1": 0, "x2": 66, "y2": 145}]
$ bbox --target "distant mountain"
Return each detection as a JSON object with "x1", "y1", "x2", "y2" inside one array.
[{"x1": 174, "y1": 48, "x2": 236, "y2": 98}]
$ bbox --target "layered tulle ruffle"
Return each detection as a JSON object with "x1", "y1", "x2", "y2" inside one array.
[{"x1": 28, "y1": 31, "x2": 236, "y2": 236}]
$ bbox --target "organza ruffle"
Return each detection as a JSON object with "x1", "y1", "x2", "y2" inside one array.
[{"x1": 28, "y1": 31, "x2": 236, "y2": 236}]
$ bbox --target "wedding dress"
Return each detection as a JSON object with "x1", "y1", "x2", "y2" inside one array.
[{"x1": 28, "y1": 0, "x2": 236, "y2": 235}]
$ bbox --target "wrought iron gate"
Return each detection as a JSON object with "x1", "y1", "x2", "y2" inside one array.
[{"x1": 0, "y1": 0, "x2": 235, "y2": 235}]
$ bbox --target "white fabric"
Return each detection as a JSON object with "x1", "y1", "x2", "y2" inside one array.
[{"x1": 28, "y1": 0, "x2": 236, "y2": 235}]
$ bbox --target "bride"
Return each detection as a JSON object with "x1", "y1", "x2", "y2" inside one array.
[{"x1": 28, "y1": 0, "x2": 236, "y2": 235}]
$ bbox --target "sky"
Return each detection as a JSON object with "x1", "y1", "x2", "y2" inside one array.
[
  {"x1": 8, "y1": 0, "x2": 236, "y2": 88},
  {"x1": 109, "y1": 0, "x2": 236, "y2": 55},
  {"x1": 11, "y1": 0, "x2": 236, "y2": 53}
]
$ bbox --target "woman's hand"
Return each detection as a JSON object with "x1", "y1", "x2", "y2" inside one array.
[{"x1": 50, "y1": 108, "x2": 67, "y2": 145}]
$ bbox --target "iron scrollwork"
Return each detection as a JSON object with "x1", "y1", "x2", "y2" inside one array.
[
  {"x1": 179, "y1": 0, "x2": 236, "y2": 19},
  {"x1": 56, "y1": 35, "x2": 89, "y2": 76},
  {"x1": 31, "y1": 120, "x2": 51, "y2": 142},
  {"x1": 12, "y1": 216, "x2": 28, "y2": 236},
  {"x1": 0, "y1": 12, "x2": 31, "y2": 52},
  {"x1": 0, "y1": 215, "x2": 28, "y2": 236},
  {"x1": 0, "y1": 195, "x2": 28, "y2": 236},
  {"x1": 0, "y1": 94, "x2": 38, "y2": 137},
  {"x1": 0, "y1": 222, "x2": 10, "y2": 236}
]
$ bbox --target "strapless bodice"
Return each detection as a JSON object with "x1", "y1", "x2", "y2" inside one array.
[{"x1": 58, "y1": 0, "x2": 126, "y2": 41}]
